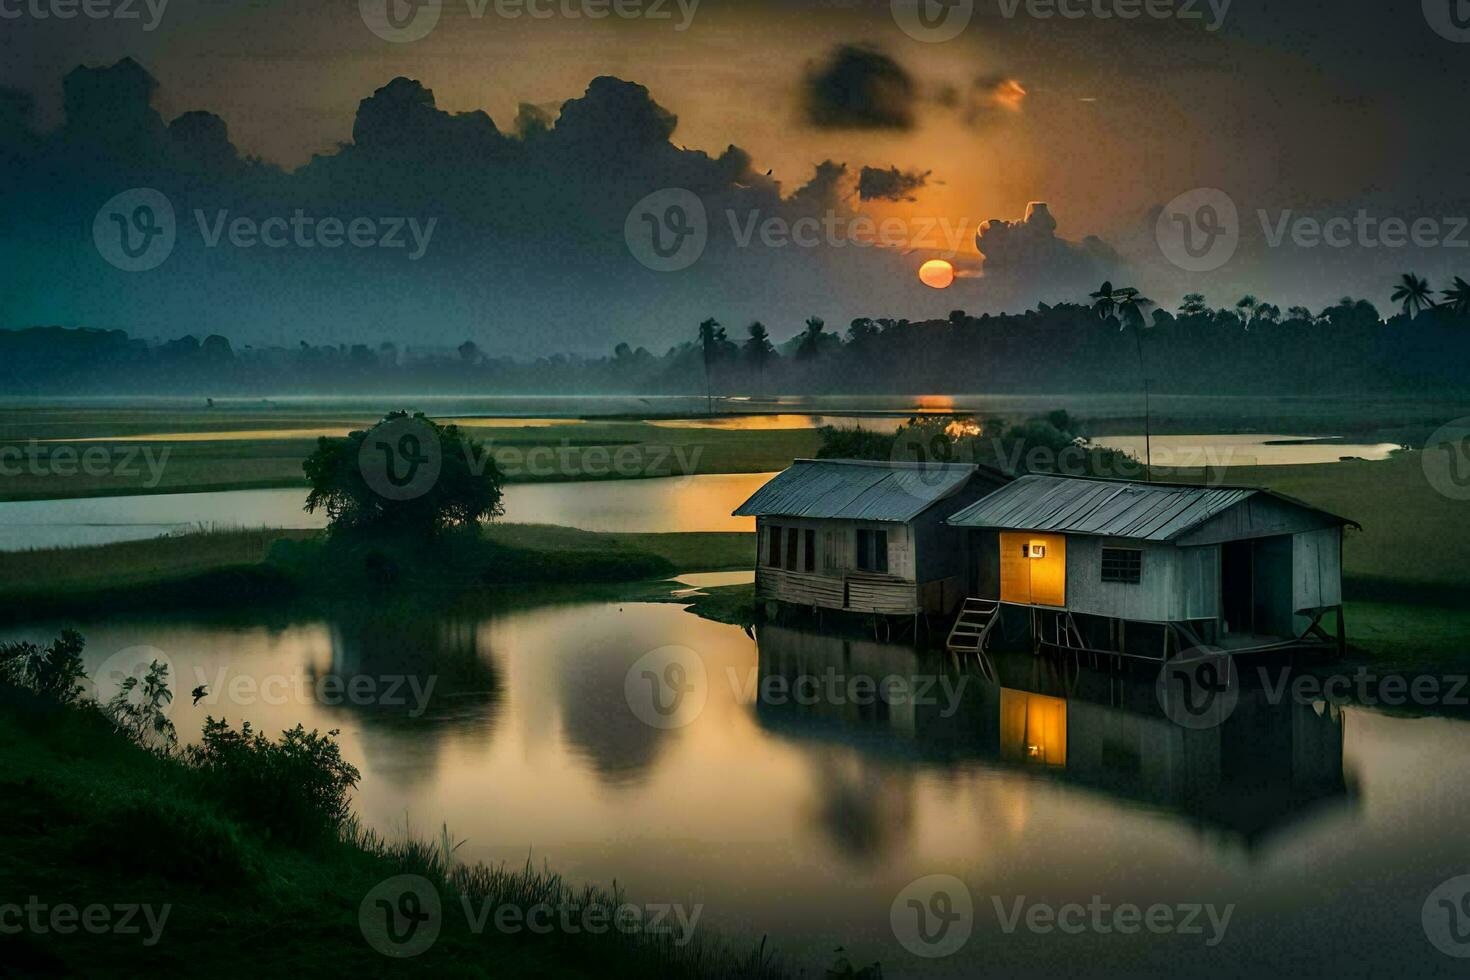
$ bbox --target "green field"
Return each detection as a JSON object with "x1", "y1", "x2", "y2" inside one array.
[{"x1": 0, "y1": 407, "x2": 819, "y2": 501}]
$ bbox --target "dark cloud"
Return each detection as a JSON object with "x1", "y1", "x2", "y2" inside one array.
[
  {"x1": 802, "y1": 45, "x2": 914, "y2": 130},
  {"x1": 858, "y1": 166, "x2": 930, "y2": 202},
  {"x1": 0, "y1": 58, "x2": 1102, "y2": 354},
  {"x1": 975, "y1": 202, "x2": 1122, "y2": 305}
]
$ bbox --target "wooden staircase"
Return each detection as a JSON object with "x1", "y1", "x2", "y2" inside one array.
[{"x1": 947, "y1": 598, "x2": 1000, "y2": 653}]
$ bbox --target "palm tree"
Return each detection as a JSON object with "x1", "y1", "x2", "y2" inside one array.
[
  {"x1": 743, "y1": 321, "x2": 775, "y2": 395},
  {"x1": 1390, "y1": 273, "x2": 1436, "y2": 318},
  {"x1": 1440, "y1": 276, "x2": 1470, "y2": 316},
  {"x1": 1089, "y1": 281, "x2": 1118, "y2": 321},
  {"x1": 795, "y1": 316, "x2": 828, "y2": 360},
  {"x1": 697, "y1": 318, "x2": 721, "y2": 414}
]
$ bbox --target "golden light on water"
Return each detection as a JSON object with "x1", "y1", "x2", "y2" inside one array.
[{"x1": 918, "y1": 259, "x2": 956, "y2": 290}]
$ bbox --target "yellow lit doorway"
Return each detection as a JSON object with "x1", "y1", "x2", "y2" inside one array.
[{"x1": 998, "y1": 532, "x2": 1066, "y2": 607}]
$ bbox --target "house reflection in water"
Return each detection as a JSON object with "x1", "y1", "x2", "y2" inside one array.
[{"x1": 752, "y1": 623, "x2": 1354, "y2": 854}]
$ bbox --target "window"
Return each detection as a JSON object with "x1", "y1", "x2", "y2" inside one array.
[
  {"x1": 785, "y1": 527, "x2": 799, "y2": 571},
  {"x1": 804, "y1": 529, "x2": 815, "y2": 572},
  {"x1": 767, "y1": 524, "x2": 782, "y2": 567},
  {"x1": 1101, "y1": 547, "x2": 1142, "y2": 584},
  {"x1": 856, "y1": 528, "x2": 889, "y2": 573}
]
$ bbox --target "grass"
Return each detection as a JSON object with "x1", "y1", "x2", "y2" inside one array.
[
  {"x1": 0, "y1": 411, "x2": 818, "y2": 501},
  {"x1": 0, "y1": 681, "x2": 785, "y2": 977},
  {"x1": 0, "y1": 525, "x2": 754, "y2": 622}
]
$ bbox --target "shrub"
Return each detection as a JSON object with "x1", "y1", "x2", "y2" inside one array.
[
  {"x1": 0, "y1": 629, "x2": 88, "y2": 705},
  {"x1": 183, "y1": 719, "x2": 361, "y2": 845}
]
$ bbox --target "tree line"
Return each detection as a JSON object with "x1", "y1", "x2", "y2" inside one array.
[{"x1": 4, "y1": 274, "x2": 1468, "y2": 398}]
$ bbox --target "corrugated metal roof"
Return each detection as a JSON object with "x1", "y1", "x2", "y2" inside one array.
[
  {"x1": 733, "y1": 459, "x2": 982, "y2": 522},
  {"x1": 946, "y1": 474, "x2": 1266, "y2": 540}
]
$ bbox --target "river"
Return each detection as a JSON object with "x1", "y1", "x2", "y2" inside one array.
[{"x1": 3, "y1": 594, "x2": 1466, "y2": 977}]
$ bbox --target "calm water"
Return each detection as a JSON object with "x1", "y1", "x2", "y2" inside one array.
[
  {"x1": 0, "y1": 474, "x2": 769, "y2": 550},
  {"x1": 5, "y1": 595, "x2": 1466, "y2": 977},
  {"x1": 1093, "y1": 433, "x2": 1401, "y2": 467}
]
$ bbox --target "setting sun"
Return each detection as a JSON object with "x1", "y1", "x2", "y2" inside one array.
[{"x1": 919, "y1": 259, "x2": 955, "y2": 290}]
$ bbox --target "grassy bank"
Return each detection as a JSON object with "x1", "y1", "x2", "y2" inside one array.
[
  {"x1": 0, "y1": 414, "x2": 817, "y2": 501},
  {"x1": 0, "y1": 679, "x2": 782, "y2": 977},
  {"x1": 0, "y1": 526, "x2": 754, "y2": 622}
]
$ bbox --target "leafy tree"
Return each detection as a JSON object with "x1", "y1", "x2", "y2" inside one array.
[
  {"x1": 1286, "y1": 305, "x2": 1313, "y2": 323},
  {"x1": 1390, "y1": 273, "x2": 1435, "y2": 317},
  {"x1": 1235, "y1": 295, "x2": 1259, "y2": 326},
  {"x1": 303, "y1": 411, "x2": 503, "y2": 536},
  {"x1": 1178, "y1": 293, "x2": 1209, "y2": 317}
]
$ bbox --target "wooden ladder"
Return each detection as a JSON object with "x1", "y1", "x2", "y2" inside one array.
[{"x1": 947, "y1": 598, "x2": 1000, "y2": 654}]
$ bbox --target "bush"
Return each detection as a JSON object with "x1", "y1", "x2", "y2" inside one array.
[
  {"x1": 0, "y1": 629, "x2": 88, "y2": 705},
  {"x1": 183, "y1": 719, "x2": 361, "y2": 846}
]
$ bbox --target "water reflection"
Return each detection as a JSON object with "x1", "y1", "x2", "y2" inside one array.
[{"x1": 752, "y1": 623, "x2": 1354, "y2": 856}]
